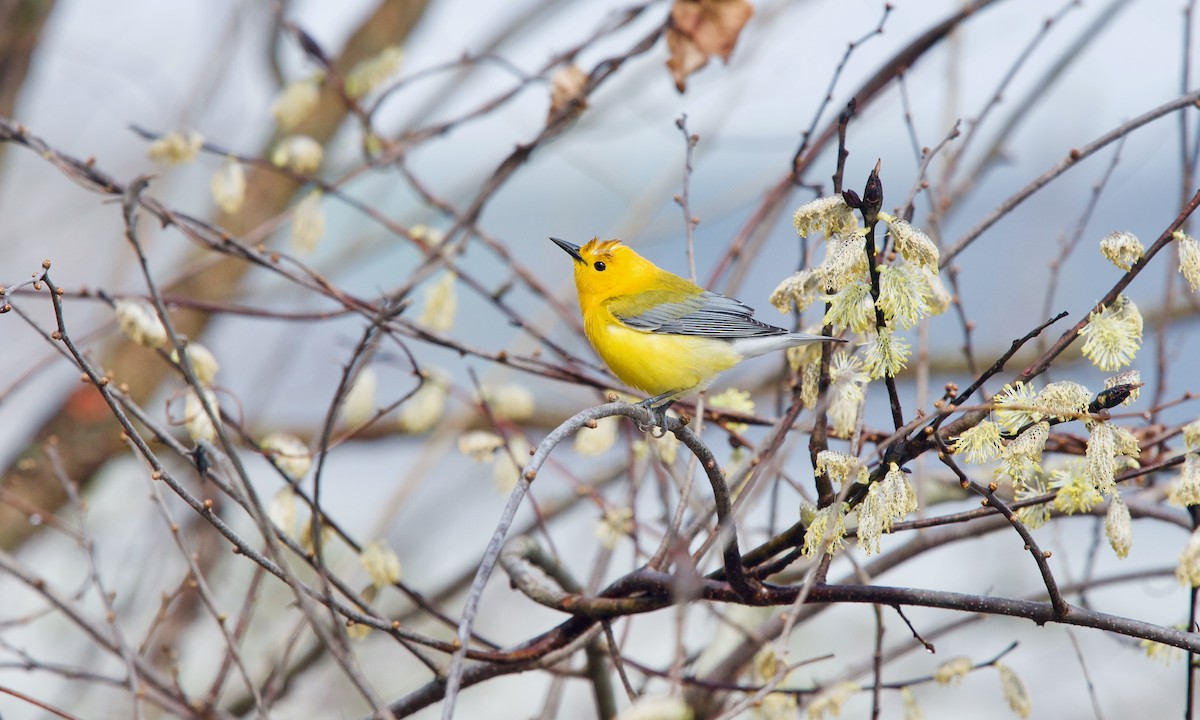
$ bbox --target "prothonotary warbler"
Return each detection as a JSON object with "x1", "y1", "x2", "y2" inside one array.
[{"x1": 552, "y1": 237, "x2": 844, "y2": 428}]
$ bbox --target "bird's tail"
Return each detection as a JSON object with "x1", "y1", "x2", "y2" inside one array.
[{"x1": 730, "y1": 332, "x2": 845, "y2": 360}]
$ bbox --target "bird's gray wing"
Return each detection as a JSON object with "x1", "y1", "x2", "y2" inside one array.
[{"x1": 613, "y1": 289, "x2": 787, "y2": 338}]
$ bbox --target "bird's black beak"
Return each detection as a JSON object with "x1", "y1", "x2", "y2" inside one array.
[{"x1": 550, "y1": 237, "x2": 585, "y2": 264}]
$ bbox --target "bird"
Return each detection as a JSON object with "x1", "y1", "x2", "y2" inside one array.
[{"x1": 552, "y1": 237, "x2": 843, "y2": 429}]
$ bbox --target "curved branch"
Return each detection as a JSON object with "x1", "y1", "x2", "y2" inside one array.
[{"x1": 441, "y1": 400, "x2": 749, "y2": 718}]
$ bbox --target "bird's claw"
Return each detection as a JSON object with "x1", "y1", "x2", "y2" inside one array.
[{"x1": 634, "y1": 398, "x2": 670, "y2": 437}]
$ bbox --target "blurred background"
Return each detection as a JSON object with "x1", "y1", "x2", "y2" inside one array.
[{"x1": 1, "y1": 0, "x2": 1198, "y2": 717}]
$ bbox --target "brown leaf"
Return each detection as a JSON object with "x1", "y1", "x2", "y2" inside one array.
[
  {"x1": 665, "y1": 0, "x2": 754, "y2": 92},
  {"x1": 548, "y1": 64, "x2": 588, "y2": 121}
]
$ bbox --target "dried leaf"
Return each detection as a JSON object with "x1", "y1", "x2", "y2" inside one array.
[
  {"x1": 665, "y1": 29, "x2": 709, "y2": 92},
  {"x1": 548, "y1": 64, "x2": 588, "y2": 120},
  {"x1": 665, "y1": 0, "x2": 753, "y2": 92}
]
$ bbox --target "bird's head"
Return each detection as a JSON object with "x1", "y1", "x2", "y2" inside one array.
[{"x1": 551, "y1": 237, "x2": 661, "y2": 304}]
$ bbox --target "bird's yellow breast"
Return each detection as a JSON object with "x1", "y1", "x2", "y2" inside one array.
[{"x1": 584, "y1": 306, "x2": 740, "y2": 397}]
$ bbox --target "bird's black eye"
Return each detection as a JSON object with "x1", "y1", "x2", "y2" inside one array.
[{"x1": 593, "y1": 261, "x2": 606, "y2": 272}]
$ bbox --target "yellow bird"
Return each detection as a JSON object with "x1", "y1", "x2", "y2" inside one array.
[{"x1": 552, "y1": 237, "x2": 843, "y2": 427}]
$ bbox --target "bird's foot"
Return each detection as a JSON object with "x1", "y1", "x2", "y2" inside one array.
[{"x1": 634, "y1": 396, "x2": 675, "y2": 437}]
